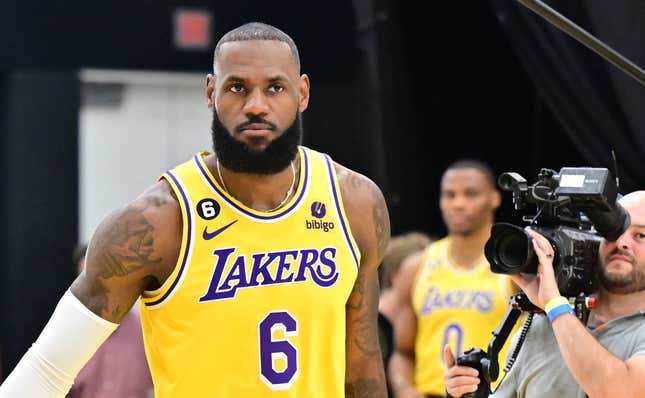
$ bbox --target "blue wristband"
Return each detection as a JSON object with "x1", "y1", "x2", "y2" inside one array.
[{"x1": 547, "y1": 303, "x2": 575, "y2": 322}]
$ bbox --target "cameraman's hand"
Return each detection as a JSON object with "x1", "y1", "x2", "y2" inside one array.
[
  {"x1": 443, "y1": 345, "x2": 480, "y2": 398},
  {"x1": 510, "y1": 229, "x2": 561, "y2": 309}
]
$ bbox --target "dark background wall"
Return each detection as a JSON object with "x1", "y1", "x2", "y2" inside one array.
[
  {"x1": 353, "y1": 1, "x2": 590, "y2": 237},
  {"x1": 2, "y1": 0, "x2": 640, "y2": 376},
  {"x1": 0, "y1": 70, "x2": 79, "y2": 376}
]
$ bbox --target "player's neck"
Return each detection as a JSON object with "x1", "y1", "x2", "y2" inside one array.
[
  {"x1": 592, "y1": 288, "x2": 645, "y2": 323},
  {"x1": 210, "y1": 155, "x2": 301, "y2": 212},
  {"x1": 448, "y1": 225, "x2": 491, "y2": 269}
]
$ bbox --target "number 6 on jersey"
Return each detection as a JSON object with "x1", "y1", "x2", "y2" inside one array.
[{"x1": 258, "y1": 311, "x2": 299, "y2": 390}]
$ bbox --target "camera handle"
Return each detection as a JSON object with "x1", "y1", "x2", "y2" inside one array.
[
  {"x1": 454, "y1": 293, "x2": 595, "y2": 398},
  {"x1": 454, "y1": 293, "x2": 541, "y2": 398},
  {"x1": 573, "y1": 294, "x2": 595, "y2": 325}
]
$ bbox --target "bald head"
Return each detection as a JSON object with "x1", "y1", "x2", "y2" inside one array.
[
  {"x1": 618, "y1": 191, "x2": 645, "y2": 209},
  {"x1": 615, "y1": 191, "x2": 645, "y2": 232}
]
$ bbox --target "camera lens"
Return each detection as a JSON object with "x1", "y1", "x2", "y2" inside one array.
[
  {"x1": 485, "y1": 223, "x2": 537, "y2": 274},
  {"x1": 498, "y1": 233, "x2": 527, "y2": 267}
]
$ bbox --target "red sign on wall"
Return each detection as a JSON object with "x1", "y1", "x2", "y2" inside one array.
[{"x1": 173, "y1": 9, "x2": 212, "y2": 50}]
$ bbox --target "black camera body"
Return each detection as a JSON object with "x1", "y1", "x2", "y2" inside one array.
[
  {"x1": 456, "y1": 348, "x2": 493, "y2": 398},
  {"x1": 484, "y1": 167, "x2": 629, "y2": 297},
  {"x1": 488, "y1": 223, "x2": 601, "y2": 296}
]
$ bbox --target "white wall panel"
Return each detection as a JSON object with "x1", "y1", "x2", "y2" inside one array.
[{"x1": 79, "y1": 70, "x2": 211, "y2": 243}]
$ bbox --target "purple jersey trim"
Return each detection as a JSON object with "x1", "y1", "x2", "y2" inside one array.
[
  {"x1": 145, "y1": 170, "x2": 192, "y2": 307},
  {"x1": 193, "y1": 148, "x2": 309, "y2": 221},
  {"x1": 324, "y1": 155, "x2": 359, "y2": 270}
]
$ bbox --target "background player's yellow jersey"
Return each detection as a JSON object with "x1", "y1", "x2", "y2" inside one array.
[
  {"x1": 412, "y1": 237, "x2": 514, "y2": 396},
  {"x1": 140, "y1": 146, "x2": 360, "y2": 397}
]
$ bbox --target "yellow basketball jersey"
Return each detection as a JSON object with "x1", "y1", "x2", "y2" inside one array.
[
  {"x1": 140, "y1": 146, "x2": 360, "y2": 397},
  {"x1": 412, "y1": 237, "x2": 513, "y2": 396}
]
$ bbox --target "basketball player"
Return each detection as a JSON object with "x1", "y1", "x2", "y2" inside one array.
[
  {"x1": 388, "y1": 160, "x2": 512, "y2": 398},
  {"x1": 0, "y1": 23, "x2": 390, "y2": 397}
]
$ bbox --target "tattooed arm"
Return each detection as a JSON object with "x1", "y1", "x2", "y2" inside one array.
[
  {"x1": 71, "y1": 180, "x2": 182, "y2": 323},
  {"x1": 0, "y1": 181, "x2": 181, "y2": 397},
  {"x1": 336, "y1": 163, "x2": 390, "y2": 398}
]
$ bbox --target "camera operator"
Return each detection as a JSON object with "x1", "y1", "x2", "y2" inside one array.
[{"x1": 444, "y1": 191, "x2": 645, "y2": 398}]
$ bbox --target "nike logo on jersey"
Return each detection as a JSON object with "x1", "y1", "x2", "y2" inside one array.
[{"x1": 202, "y1": 220, "x2": 238, "y2": 240}]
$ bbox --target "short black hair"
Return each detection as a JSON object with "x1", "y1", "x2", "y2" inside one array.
[
  {"x1": 213, "y1": 22, "x2": 300, "y2": 70},
  {"x1": 445, "y1": 159, "x2": 497, "y2": 189}
]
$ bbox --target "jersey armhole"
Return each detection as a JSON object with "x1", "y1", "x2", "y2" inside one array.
[
  {"x1": 140, "y1": 171, "x2": 194, "y2": 309},
  {"x1": 412, "y1": 245, "x2": 432, "y2": 286},
  {"x1": 322, "y1": 154, "x2": 361, "y2": 271},
  {"x1": 411, "y1": 243, "x2": 436, "y2": 307}
]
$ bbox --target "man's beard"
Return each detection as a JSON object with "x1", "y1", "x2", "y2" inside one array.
[
  {"x1": 211, "y1": 109, "x2": 302, "y2": 175},
  {"x1": 596, "y1": 248, "x2": 645, "y2": 294}
]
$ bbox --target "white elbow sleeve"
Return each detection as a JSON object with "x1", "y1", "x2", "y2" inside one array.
[{"x1": 0, "y1": 290, "x2": 119, "y2": 397}]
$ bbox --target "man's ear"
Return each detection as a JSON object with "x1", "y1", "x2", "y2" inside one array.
[
  {"x1": 491, "y1": 189, "x2": 502, "y2": 211},
  {"x1": 206, "y1": 74, "x2": 215, "y2": 110},
  {"x1": 298, "y1": 74, "x2": 310, "y2": 113}
]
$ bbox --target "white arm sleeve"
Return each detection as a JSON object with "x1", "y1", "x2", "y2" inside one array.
[{"x1": 0, "y1": 290, "x2": 119, "y2": 397}]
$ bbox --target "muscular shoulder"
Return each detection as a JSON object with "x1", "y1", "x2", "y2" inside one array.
[
  {"x1": 71, "y1": 179, "x2": 182, "y2": 321},
  {"x1": 98, "y1": 179, "x2": 181, "y2": 282},
  {"x1": 334, "y1": 162, "x2": 390, "y2": 267}
]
